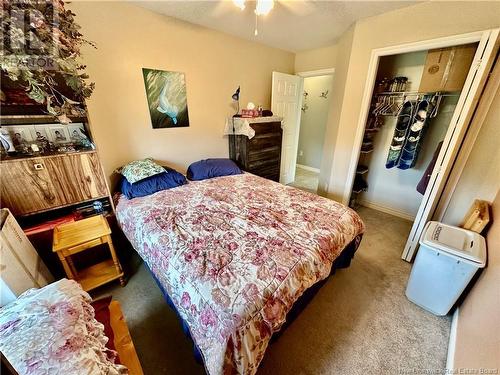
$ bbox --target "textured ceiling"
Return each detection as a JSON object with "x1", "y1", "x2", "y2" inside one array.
[{"x1": 134, "y1": 1, "x2": 419, "y2": 52}]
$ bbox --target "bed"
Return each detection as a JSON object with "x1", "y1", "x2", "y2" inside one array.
[
  {"x1": 0, "y1": 279, "x2": 141, "y2": 375},
  {"x1": 115, "y1": 173, "x2": 365, "y2": 374}
]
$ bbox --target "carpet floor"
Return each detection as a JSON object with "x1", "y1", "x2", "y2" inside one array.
[{"x1": 94, "y1": 206, "x2": 451, "y2": 374}]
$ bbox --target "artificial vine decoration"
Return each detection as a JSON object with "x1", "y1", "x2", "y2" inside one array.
[{"x1": 1, "y1": 0, "x2": 95, "y2": 123}]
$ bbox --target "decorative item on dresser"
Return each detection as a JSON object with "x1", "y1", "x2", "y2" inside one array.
[{"x1": 227, "y1": 116, "x2": 283, "y2": 182}]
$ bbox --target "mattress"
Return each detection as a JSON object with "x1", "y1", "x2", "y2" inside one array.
[{"x1": 115, "y1": 173, "x2": 365, "y2": 374}]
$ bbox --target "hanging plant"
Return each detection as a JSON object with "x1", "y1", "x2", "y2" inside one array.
[{"x1": 1, "y1": 0, "x2": 95, "y2": 123}]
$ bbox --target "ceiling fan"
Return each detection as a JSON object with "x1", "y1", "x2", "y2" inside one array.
[
  {"x1": 232, "y1": 0, "x2": 275, "y2": 35},
  {"x1": 231, "y1": 0, "x2": 316, "y2": 36}
]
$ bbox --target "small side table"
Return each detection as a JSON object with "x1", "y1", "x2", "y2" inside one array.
[{"x1": 52, "y1": 215, "x2": 125, "y2": 291}]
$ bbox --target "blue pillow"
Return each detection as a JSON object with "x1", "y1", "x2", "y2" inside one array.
[
  {"x1": 120, "y1": 167, "x2": 186, "y2": 199},
  {"x1": 187, "y1": 158, "x2": 241, "y2": 181}
]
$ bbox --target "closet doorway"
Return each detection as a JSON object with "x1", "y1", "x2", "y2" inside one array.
[
  {"x1": 292, "y1": 69, "x2": 334, "y2": 193},
  {"x1": 346, "y1": 29, "x2": 499, "y2": 261}
]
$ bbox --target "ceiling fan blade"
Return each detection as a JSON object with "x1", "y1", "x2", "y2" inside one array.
[{"x1": 277, "y1": 0, "x2": 317, "y2": 16}]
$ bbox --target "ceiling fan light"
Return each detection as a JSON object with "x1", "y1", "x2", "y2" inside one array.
[
  {"x1": 255, "y1": 0, "x2": 274, "y2": 16},
  {"x1": 233, "y1": 0, "x2": 246, "y2": 11}
]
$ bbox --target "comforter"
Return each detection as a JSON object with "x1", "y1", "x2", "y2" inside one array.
[
  {"x1": 115, "y1": 173, "x2": 364, "y2": 374},
  {"x1": 0, "y1": 279, "x2": 127, "y2": 375}
]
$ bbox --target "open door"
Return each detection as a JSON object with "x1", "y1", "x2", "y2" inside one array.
[
  {"x1": 402, "y1": 29, "x2": 499, "y2": 261},
  {"x1": 271, "y1": 72, "x2": 303, "y2": 185}
]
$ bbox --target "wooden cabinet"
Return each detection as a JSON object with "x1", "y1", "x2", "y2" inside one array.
[
  {"x1": 0, "y1": 151, "x2": 108, "y2": 216},
  {"x1": 229, "y1": 120, "x2": 282, "y2": 182}
]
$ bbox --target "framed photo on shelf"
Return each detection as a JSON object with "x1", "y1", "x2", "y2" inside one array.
[
  {"x1": 8, "y1": 127, "x2": 32, "y2": 146},
  {"x1": 48, "y1": 126, "x2": 69, "y2": 143},
  {"x1": 31, "y1": 126, "x2": 50, "y2": 143},
  {"x1": 67, "y1": 123, "x2": 89, "y2": 142}
]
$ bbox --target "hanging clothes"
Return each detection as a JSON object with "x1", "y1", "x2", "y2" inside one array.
[
  {"x1": 385, "y1": 96, "x2": 434, "y2": 170},
  {"x1": 398, "y1": 98, "x2": 434, "y2": 170},
  {"x1": 385, "y1": 100, "x2": 414, "y2": 168}
]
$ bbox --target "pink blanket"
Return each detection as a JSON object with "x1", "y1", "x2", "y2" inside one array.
[
  {"x1": 115, "y1": 173, "x2": 364, "y2": 374},
  {"x1": 0, "y1": 279, "x2": 127, "y2": 375}
]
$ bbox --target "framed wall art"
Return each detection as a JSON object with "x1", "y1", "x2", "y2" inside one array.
[{"x1": 142, "y1": 68, "x2": 190, "y2": 129}]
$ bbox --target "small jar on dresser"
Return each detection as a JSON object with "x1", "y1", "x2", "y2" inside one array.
[{"x1": 227, "y1": 116, "x2": 283, "y2": 182}]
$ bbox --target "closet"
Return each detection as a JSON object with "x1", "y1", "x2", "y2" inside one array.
[{"x1": 350, "y1": 44, "x2": 479, "y2": 229}]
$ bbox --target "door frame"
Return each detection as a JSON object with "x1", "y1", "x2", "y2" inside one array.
[
  {"x1": 340, "y1": 28, "x2": 499, "y2": 261},
  {"x1": 296, "y1": 68, "x2": 335, "y2": 78},
  {"x1": 433, "y1": 46, "x2": 500, "y2": 221}
]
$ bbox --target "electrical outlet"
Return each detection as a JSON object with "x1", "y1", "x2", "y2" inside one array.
[{"x1": 299, "y1": 150, "x2": 304, "y2": 156}]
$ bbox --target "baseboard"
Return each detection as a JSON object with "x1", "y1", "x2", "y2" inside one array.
[
  {"x1": 358, "y1": 200, "x2": 416, "y2": 221},
  {"x1": 446, "y1": 308, "x2": 459, "y2": 371},
  {"x1": 296, "y1": 164, "x2": 320, "y2": 173}
]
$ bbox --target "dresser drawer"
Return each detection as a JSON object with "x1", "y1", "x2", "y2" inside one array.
[
  {"x1": 249, "y1": 133, "x2": 282, "y2": 150},
  {"x1": 251, "y1": 122, "x2": 281, "y2": 135},
  {"x1": 247, "y1": 146, "x2": 281, "y2": 163},
  {"x1": 248, "y1": 155, "x2": 280, "y2": 170},
  {"x1": 248, "y1": 164, "x2": 280, "y2": 182}
]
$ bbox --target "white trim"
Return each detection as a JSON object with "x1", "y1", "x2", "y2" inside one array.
[
  {"x1": 296, "y1": 164, "x2": 320, "y2": 173},
  {"x1": 358, "y1": 200, "x2": 415, "y2": 222},
  {"x1": 434, "y1": 39, "x2": 500, "y2": 221},
  {"x1": 296, "y1": 68, "x2": 335, "y2": 77},
  {"x1": 342, "y1": 30, "x2": 491, "y2": 206},
  {"x1": 446, "y1": 308, "x2": 459, "y2": 371}
]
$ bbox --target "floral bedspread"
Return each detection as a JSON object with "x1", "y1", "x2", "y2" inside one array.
[
  {"x1": 0, "y1": 279, "x2": 128, "y2": 375},
  {"x1": 115, "y1": 173, "x2": 364, "y2": 374}
]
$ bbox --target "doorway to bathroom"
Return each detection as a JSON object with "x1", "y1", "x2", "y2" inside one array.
[{"x1": 290, "y1": 70, "x2": 334, "y2": 193}]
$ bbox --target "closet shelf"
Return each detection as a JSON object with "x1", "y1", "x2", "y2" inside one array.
[
  {"x1": 352, "y1": 187, "x2": 367, "y2": 194},
  {"x1": 374, "y1": 90, "x2": 460, "y2": 97},
  {"x1": 356, "y1": 165, "x2": 369, "y2": 175}
]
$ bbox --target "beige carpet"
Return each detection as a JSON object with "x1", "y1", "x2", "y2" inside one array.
[{"x1": 94, "y1": 206, "x2": 451, "y2": 374}]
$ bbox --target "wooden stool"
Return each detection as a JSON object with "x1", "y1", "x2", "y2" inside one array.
[{"x1": 53, "y1": 215, "x2": 125, "y2": 291}]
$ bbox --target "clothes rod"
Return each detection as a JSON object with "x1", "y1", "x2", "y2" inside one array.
[{"x1": 374, "y1": 91, "x2": 460, "y2": 97}]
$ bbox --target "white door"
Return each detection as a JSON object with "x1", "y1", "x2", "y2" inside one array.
[
  {"x1": 402, "y1": 28, "x2": 499, "y2": 261},
  {"x1": 271, "y1": 72, "x2": 303, "y2": 185}
]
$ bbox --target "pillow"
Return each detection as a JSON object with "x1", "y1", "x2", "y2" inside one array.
[
  {"x1": 187, "y1": 158, "x2": 241, "y2": 181},
  {"x1": 119, "y1": 158, "x2": 165, "y2": 183},
  {"x1": 120, "y1": 167, "x2": 187, "y2": 199}
]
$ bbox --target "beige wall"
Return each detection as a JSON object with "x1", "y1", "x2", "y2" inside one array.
[
  {"x1": 442, "y1": 86, "x2": 500, "y2": 225},
  {"x1": 317, "y1": 25, "x2": 355, "y2": 195},
  {"x1": 294, "y1": 45, "x2": 338, "y2": 73},
  {"x1": 321, "y1": 1, "x2": 500, "y2": 202},
  {"x1": 69, "y1": 2, "x2": 294, "y2": 179},
  {"x1": 451, "y1": 190, "x2": 500, "y2": 370}
]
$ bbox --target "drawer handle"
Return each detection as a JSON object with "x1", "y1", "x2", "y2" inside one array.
[{"x1": 33, "y1": 163, "x2": 44, "y2": 170}]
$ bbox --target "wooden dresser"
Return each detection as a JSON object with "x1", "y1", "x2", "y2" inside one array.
[
  {"x1": 228, "y1": 117, "x2": 283, "y2": 182},
  {"x1": 1, "y1": 151, "x2": 108, "y2": 216}
]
